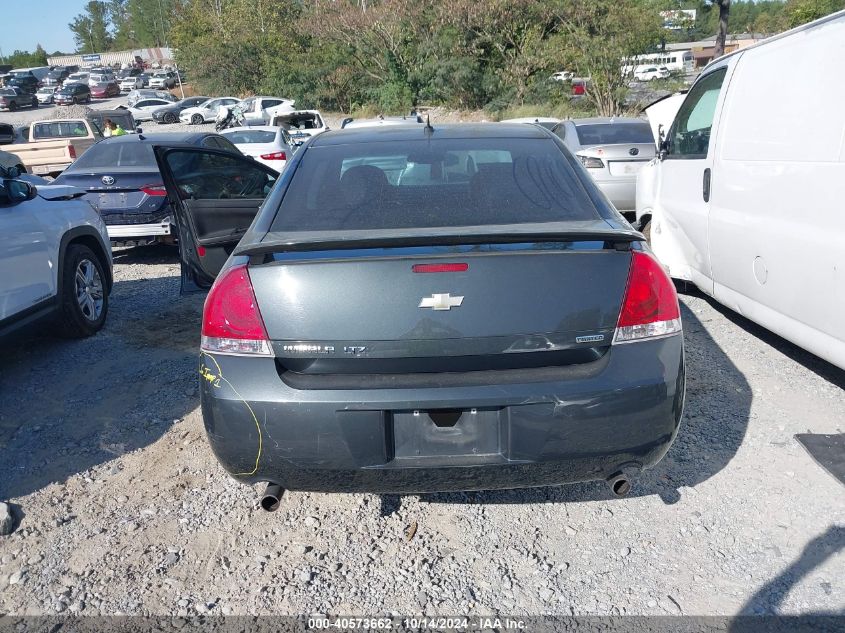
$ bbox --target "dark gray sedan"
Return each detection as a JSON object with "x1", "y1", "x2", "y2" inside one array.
[{"x1": 154, "y1": 124, "x2": 684, "y2": 505}]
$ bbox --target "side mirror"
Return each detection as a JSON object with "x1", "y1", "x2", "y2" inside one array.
[
  {"x1": 2, "y1": 179, "x2": 37, "y2": 203},
  {"x1": 658, "y1": 138, "x2": 670, "y2": 161}
]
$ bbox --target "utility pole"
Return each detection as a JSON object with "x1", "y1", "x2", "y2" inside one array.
[{"x1": 157, "y1": 0, "x2": 168, "y2": 48}]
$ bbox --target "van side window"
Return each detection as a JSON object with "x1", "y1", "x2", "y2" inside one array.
[{"x1": 668, "y1": 68, "x2": 726, "y2": 159}]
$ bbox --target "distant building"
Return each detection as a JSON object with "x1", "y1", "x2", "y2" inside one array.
[
  {"x1": 665, "y1": 34, "x2": 769, "y2": 68},
  {"x1": 47, "y1": 48, "x2": 174, "y2": 68}
]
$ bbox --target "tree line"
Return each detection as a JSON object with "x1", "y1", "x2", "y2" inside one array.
[{"x1": 4, "y1": 0, "x2": 842, "y2": 116}]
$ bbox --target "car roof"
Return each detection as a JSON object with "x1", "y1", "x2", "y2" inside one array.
[
  {"x1": 104, "y1": 132, "x2": 217, "y2": 144},
  {"x1": 220, "y1": 126, "x2": 280, "y2": 133},
  {"x1": 500, "y1": 117, "x2": 559, "y2": 124},
  {"x1": 313, "y1": 123, "x2": 550, "y2": 146}
]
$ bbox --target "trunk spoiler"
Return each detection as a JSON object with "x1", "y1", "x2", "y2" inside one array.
[{"x1": 236, "y1": 222, "x2": 644, "y2": 257}]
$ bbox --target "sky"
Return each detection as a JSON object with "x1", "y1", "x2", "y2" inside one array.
[{"x1": 1, "y1": 0, "x2": 89, "y2": 56}]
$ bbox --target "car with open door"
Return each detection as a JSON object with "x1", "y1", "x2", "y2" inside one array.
[{"x1": 153, "y1": 123, "x2": 684, "y2": 505}]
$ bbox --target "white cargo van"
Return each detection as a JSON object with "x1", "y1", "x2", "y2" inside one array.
[{"x1": 635, "y1": 10, "x2": 845, "y2": 369}]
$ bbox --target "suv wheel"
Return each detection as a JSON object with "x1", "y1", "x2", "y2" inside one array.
[
  {"x1": 191, "y1": 114, "x2": 203, "y2": 125},
  {"x1": 9, "y1": 102, "x2": 17, "y2": 112},
  {"x1": 58, "y1": 244, "x2": 108, "y2": 338}
]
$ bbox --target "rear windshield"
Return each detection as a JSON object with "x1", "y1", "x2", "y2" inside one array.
[
  {"x1": 67, "y1": 142, "x2": 155, "y2": 170},
  {"x1": 222, "y1": 130, "x2": 276, "y2": 144},
  {"x1": 32, "y1": 122, "x2": 89, "y2": 139},
  {"x1": 575, "y1": 122, "x2": 654, "y2": 146},
  {"x1": 270, "y1": 137, "x2": 597, "y2": 233}
]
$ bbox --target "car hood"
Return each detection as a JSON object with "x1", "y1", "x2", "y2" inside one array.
[{"x1": 36, "y1": 184, "x2": 87, "y2": 200}]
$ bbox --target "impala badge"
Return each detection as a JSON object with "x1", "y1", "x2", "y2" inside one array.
[{"x1": 419, "y1": 293, "x2": 464, "y2": 311}]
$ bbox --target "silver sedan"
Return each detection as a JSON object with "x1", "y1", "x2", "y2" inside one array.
[{"x1": 550, "y1": 117, "x2": 656, "y2": 218}]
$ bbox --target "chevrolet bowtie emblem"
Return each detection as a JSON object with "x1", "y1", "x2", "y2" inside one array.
[{"x1": 419, "y1": 293, "x2": 464, "y2": 311}]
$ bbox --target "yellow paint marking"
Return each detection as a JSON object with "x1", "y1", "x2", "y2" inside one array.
[{"x1": 199, "y1": 352, "x2": 263, "y2": 477}]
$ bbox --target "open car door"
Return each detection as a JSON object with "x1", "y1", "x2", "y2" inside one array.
[{"x1": 153, "y1": 146, "x2": 278, "y2": 291}]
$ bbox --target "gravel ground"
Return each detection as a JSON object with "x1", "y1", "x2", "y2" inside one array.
[{"x1": 0, "y1": 248, "x2": 843, "y2": 618}]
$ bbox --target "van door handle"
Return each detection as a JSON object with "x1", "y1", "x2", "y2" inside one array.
[{"x1": 703, "y1": 168, "x2": 711, "y2": 203}]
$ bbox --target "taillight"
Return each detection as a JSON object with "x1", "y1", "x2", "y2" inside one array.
[
  {"x1": 578, "y1": 155, "x2": 604, "y2": 169},
  {"x1": 140, "y1": 184, "x2": 167, "y2": 196},
  {"x1": 260, "y1": 151, "x2": 287, "y2": 160},
  {"x1": 613, "y1": 251, "x2": 681, "y2": 344},
  {"x1": 68, "y1": 144, "x2": 77, "y2": 159},
  {"x1": 201, "y1": 264, "x2": 272, "y2": 356}
]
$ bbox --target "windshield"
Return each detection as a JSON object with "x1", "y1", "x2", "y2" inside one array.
[
  {"x1": 574, "y1": 122, "x2": 654, "y2": 146},
  {"x1": 222, "y1": 130, "x2": 277, "y2": 144},
  {"x1": 269, "y1": 137, "x2": 597, "y2": 233},
  {"x1": 11, "y1": 71, "x2": 33, "y2": 78},
  {"x1": 67, "y1": 142, "x2": 156, "y2": 170}
]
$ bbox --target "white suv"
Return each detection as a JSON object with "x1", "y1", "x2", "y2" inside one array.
[{"x1": 0, "y1": 167, "x2": 112, "y2": 338}]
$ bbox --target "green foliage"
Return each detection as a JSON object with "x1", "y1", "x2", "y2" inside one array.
[
  {"x1": 4, "y1": 46, "x2": 49, "y2": 68},
  {"x1": 43, "y1": 0, "x2": 843, "y2": 115},
  {"x1": 69, "y1": 1, "x2": 113, "y2": 53}
]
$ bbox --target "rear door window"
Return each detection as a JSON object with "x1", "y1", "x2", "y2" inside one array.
[
  {"x1": 67, "y1": 143, "x2": 156, "y2": 169},
  {"x1": 574, "y1": 123, "x2": 654, "y2": 146},
  {"x1": 270, "y1": 137, "x2": 598, "y2": 233},
  {"x1": 166, "y1": 151, "x2": 276, "y2": 199},
  {"x1": 32, "y1": 122, "x2": 89, "y2": 139}
]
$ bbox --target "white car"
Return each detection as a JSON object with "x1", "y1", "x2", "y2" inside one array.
[
  {"x1": 119, "y1": 75, "x2": 144, "y2": 92},
  {"x1": 0, "y1": 167, "x2": 112, "y2": 338},
  {"x1": 241, "y1": 96, "x2": 295, "y2": 125},
  {"x1": 63, "y1": 72, "x2": 90, "y2": 86},
  {"x1": 36, "y1": 87, "x2": 57, "y2": 105},
  {"x1": 550, "y1": 117, "x2": 656, "y2": 215},
  {"x1": 219, "y1": 126, "x2": 292, "y2": 170},
  {"x1": 148, "y1": 71, "x2": 176, "y2": 89},
  {"x1": 550, "y1": 71, "x2": 576, "y2": 81},
  {"x1": 636, "y1": 11, "x2": 845, "y2": 369},
  {"x1": 124, "y1": 98, "x2": 174, "y2": 122},
  {"x1": 269, "y1": 109, "x2": 328, "y2": 142},
  {"x1": 180, "y1": 97, "x2": 241, "y2": 124},
  {"x1": 88, "y1": 72, "x2": 116, "y2": 87},
  {"x1": 634, "y1": 65, "x2": 670, "y2": 81}
]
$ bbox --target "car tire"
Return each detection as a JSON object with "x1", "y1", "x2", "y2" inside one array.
[
  {"x1": 71, "y1": 97, "x2": 77, "y2": 105},
  {"x1": 191, "y1": 114, "x2": 203, "y2": 125},
  {"x1": 641, "y1": 220, "x2": 652, "y2": 243},
  {"x1": 9, "y1": 102, "x2": 17, "y2": 112},
  {"x1": 58, "y1": 244, "x2": 108, "y2": 338},
  {"x1": 164, "y1": 112, "x2": 177, "y2": 124}
]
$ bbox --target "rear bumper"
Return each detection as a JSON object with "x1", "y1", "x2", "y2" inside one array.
[
  {"x1": 199, "y1": 335, "x2": 685, "y2": 493},
  {"x1": 594, "y1": 179, "x2": 637, "y2": 212},
  {"x1": 106, "y1": 219, "x2": 172, "y2": 239}
]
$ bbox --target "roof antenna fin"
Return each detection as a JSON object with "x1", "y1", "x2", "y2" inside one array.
[{"x1": 424, "y1": 114, "x2": 434, "y2": 138}]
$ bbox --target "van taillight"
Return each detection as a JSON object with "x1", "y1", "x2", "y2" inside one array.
[
  {"x1": 68, "y1": 144, "x2": 77, "y2": 159},
  {"x1": 613, "y1": 251, "x2": 681, "y2": 344},
  {"x1": 201, "y1": 265, "x2": 272, "y2": 356}
]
